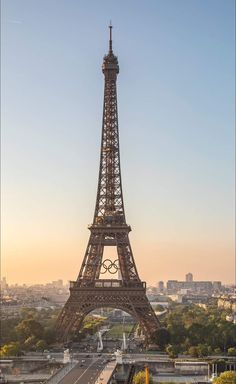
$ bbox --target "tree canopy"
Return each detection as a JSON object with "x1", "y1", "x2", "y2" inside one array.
[
  {"x1": 153, "y1": 302, "x2": 236, "y2": 356},
  {"x1": 0, "y1": 342, "x2": 21, "y2": 357},
  {"x1": 213, "y1": 371, "x2": 236, "y2": 384},
  {"x1": 152, "y1": 328, "x2": 170, "y2": 349},
  {"x1": 132, "y1": 370, "x2": 153, "y2": 384}
]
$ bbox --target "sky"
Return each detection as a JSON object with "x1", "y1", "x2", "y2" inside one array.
[{"x1": 1, "y1": 0, "x2": 235, "y2": 286}]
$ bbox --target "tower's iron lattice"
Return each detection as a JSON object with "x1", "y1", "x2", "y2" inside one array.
[{"x1": 57, "y1": 26, "x2": 160, "y2": 341}]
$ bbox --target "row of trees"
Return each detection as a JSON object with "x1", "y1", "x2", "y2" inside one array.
[
  {"x1": 1, "y1": 301, "x2": 236, "y2": 357},
  {"x1": 151, "y1": 301, "x2": 236, "y2": 357},
  {"x1": 0, "y1": 308, "x2": 58, "y2": 356},
  {"x1": 74, "y1": 315, "x2": 106, "y2": 340},
  {"x1": 0, "y1": 308, "x2": 105, "y2": 356}
]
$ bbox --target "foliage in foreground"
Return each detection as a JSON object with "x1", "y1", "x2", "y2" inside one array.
[
  {"x1": 0, "y1": 342, "x2": 21, "y2": 357},
  {"x1": 213, "y1": 371, "x2": 236, "y2": 384},
  {"x1": 132, "y1": 370, "x2": 153, "y2": 384}
]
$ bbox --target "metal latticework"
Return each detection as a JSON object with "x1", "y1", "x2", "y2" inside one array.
[{"x1": 57, "y1": 27, "x2": 160, "y2": 342}]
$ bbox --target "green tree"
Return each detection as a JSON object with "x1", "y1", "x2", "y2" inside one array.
[
  {"x1": 197, "y1": 344, "x2": 208, "y2": 357},
  {"x1": 187, "y1": 323, "x2": 205, "y2": 346},
  {"x1": 227, "y1": 347, "x2": 236, "y2": 356},
  {"x1": 151, "y1": 328, "x2": 170, "y2": 349},
  {"x1": 44, "y1": 327, "x2": 56, "y2": 344},
  {"x1": 0, "y1": 342, "x2": 21, "y2": 356},
  {"x1": 132, "y1": 370, "x2": 153, "y2": 384},
  {"x1": 188, "y1": 346, "x2": 199, "y2": 357},
  {"x1": 155, "y1": 305, "x2": 164, "y2": 312},
  {"x1": 166, "y1": 344, "x2": 178, "y2": 358},
  {"x1": 167, "y1": 323, "x2": 187, "y2": 346},
  {"x1": 24, "y1": 336, "x2": 38, "y2": 350},
  {"x1": 15, "y1": 319, "x2": 43, "y2": 341},
  {"x1": 207, "y1": 346, "x2": 213, "y2": 355},
  {"x1": 36, "y1": 340, "x2": 47, "y2": 351},
  {"x1": 213, "y1": 371, "x2": 236, "y2": 384},
  {"x1": 162, "y1": 303, "x2": 236, "y2": 355},
  {"x1": 0, "y1": 318, "x2": 19, "y2": 344},
  {"x1": 21, "y1": 307, "x2": 38, "y2": 320},
  {"x1": 217, "y1": 321, "x2": 236, "y2": 351}
]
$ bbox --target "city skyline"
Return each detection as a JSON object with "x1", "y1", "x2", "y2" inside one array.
[
  {"x1": 1, "y1": 273, "x2": 230, "y2": 287},
  {"x1": 1, "y1": 1, "x2": 235, "y2": 285}
]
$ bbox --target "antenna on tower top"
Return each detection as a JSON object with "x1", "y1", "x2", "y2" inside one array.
[{"x1": 109, "y1": 22, "x2": 113, "y2": 53}]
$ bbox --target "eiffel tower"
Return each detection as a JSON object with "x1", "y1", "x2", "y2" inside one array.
[{"x1": 57, "y1": 26, "x2": 160, "y2": 342}]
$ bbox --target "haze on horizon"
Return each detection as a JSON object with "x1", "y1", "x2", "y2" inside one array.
[{"x1": 1, "y1": 0, "x2": 235, "y2": 286}]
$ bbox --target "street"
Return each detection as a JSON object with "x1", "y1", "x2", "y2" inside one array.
[{"x1": 57, "y1": 357, "x2": 107, "y2": 384}]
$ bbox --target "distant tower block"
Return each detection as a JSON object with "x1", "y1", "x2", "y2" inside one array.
[
  {"x1": 158, "y1": 281, "x2": 164, "y2": 293},
  {"x1": 186, "y1": 273, "x2": 193, "y2": 282}
]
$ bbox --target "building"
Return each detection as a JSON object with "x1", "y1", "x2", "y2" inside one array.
[
  {"x1": 167, "y1": 280, "x2": 213, "y2": 293},
  {"x1": 213, "y1": 281, "x2": 222, "y2": 291},
  {"x1": 166, "y1": 278, "x2": 222, "y2": 295},
  {"x1": 218, "y1": 295, "x2": 236, "y2": 312},
  {"x1": 157, "y1": 281, "x2": 164, "y2": 293},
  {"x1": 185, "y1": 273, "x2": 193, "y2": 282},
  {"x1": 166, "y1": 280, "x2": 179, "y2": 292},
  {"x1": 52, "y1": 279, "x2": 64, "y2": 288},
  {"x1": 0, "y1": 277, "x2": 8, "y2": 291}
]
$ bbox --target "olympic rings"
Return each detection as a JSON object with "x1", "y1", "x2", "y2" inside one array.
[{"x1": 100, "y1": 259, "x2": 119, "y2": 274}]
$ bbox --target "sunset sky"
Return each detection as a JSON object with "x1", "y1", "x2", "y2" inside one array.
[{"x1": 1, "y1": 0, "x2": 235, "y2": 285}]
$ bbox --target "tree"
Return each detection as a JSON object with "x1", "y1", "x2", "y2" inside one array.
[
  {"x1": 0, "y1": 342, "x2": 21, "y2": 357},
  {"x1": 0, "y1": 318, "x2": 19, "y2": 344},
  {"x1": 21, "y1": 307, "x2": 38, "y2": 320},
  {"x1": 175, "y1": 325, "x2": 188, "y2": 346},
  {"x1": 132, "y1": 370, "x2": 153, "y2": 384},
  {"x1": 151, "y1": 328, "x2": 170, "y2": 349},
  {"x1": 217, "y1": 321, "x2": 236, "y2": 351},
  {"x1": 44, "y1": 327, "x2": 56, "y2": 344},
  {"x1": 166, "y1": 344, "x2": 178, "y2": 358},
  {"x1": 167, "y1": 323, "x2": 187, "y2": 346},
  {"x1": 15, "y1": 319, "x2": 43, "y2": 341},
  {"x1": 213, "y1": 371, "x2": 236, "y2": 384},
  {"x1": 227, "y1": 347, "x2": 236, "y2": 356},
  {"x1": 188, "y1": 346, "x2": 199, "y2": 358},
  {"x1": 24, "y1": 336, "x2": 37, "y2": 350},
  {"x1": 36, "y1": 340, "x2": 47, "y2": 351},
  {"x1": 150, "y1": 301, "x2": 236, "y2": 356},
  {"x1": 155, "y1": 305, "x2": 164, "y2": 312},
  {"x1": 197, "y1": 344, "x2": 208, "y2": 357},
  {"x1": 187, "y1": 323, "x2": 205, "y2": 346}
]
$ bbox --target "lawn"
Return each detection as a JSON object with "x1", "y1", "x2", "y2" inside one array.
[{"x1": 105, "y1": 324, "x2": 134, "y2": 338}]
